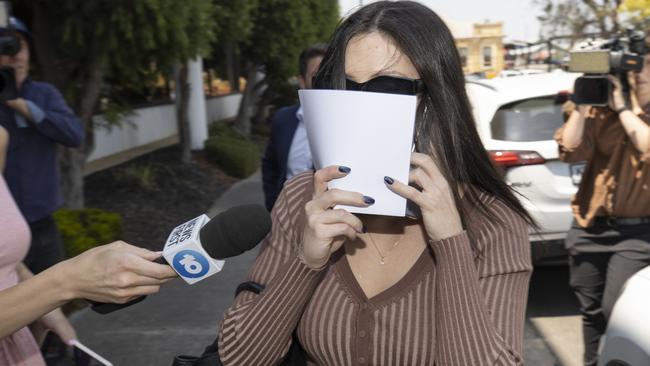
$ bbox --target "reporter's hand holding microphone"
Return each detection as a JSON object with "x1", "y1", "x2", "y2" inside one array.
[
  {"x1": 0, "y1": 241, "x2": 177, "y2": 339},
  {"x1": 60, "y1": 241, "x2": 177, "y2": 304}
]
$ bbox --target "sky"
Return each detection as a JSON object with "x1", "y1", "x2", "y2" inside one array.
[{"x1": 338, "y1": 0, "x2": 543, "y2": 42}]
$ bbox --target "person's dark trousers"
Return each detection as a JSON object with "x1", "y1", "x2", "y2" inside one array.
[
  {"x1": 24, "y1": 215, "x2": 65, "y2": 274},
  {"x1": 567, "y1": 221, "x2": 650, "y2": 366}
]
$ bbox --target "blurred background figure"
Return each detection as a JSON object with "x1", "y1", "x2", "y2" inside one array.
[
  {"x1": 554, "y1": 42, "x2": 650, "y2": 366},
  {"x1": 262, "y1": 43, "x2": 327, "y2": 211},
  {"x1": 0, "y1": 17, "x2": 83, "y2": 275}
]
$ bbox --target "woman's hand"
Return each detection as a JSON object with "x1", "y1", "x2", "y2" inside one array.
[
  {"x1": 37, "y1": 307, "x2": 77, "y2": 346},
  {"x1": 300, "y1": 166, "x2": 372, "y2": 270},
  {"x1": 58, "y1": 241, "x2": 178, "y2": 304},
  {"x1": 384, "y1": 152, "x2": 463, "y2": 242}
]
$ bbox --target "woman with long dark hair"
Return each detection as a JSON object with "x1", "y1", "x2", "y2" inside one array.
[{"x1": 217, "y1": 2, "x2": 534, "y2": 365}]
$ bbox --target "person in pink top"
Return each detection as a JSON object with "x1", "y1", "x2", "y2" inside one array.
[{"x1": 0, "y1": 125, "x2": 177, "y2": 365}]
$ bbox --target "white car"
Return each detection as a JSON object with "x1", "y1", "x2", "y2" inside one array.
[
  {"x1": 466, "y1": 71, "x2": 582, "y2": 264},
  {"x1": 497, "y1": 69, "x2": 546, "y2": 78},
  {"x1": 598, "y1": 265, "x2": 650, "y2": 365}
]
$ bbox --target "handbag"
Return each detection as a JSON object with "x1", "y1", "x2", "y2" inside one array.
[{"x1": 172, "y1": 281, "x2": 307, "y2": 366}]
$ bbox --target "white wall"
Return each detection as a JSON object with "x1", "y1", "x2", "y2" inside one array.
[
  {"x1": 206, "y1": 93, "x2": 242, "y2": 123},
  {"x1": 86, "y1": 93, "x2": 242, "y2": 167}
]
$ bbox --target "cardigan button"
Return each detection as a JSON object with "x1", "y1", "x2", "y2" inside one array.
[{"x1": 359, "y1": 330, "x2": 367, "y2": 338}]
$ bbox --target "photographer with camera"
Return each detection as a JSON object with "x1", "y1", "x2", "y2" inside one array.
[
  {"x1": 555, "y1": 33, "x2": 650, "y2": 366},
  {"x1": 0, "y1": 16, "x2": 83, "y2": 276}
]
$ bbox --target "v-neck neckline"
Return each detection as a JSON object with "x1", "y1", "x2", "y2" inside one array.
[{"x1": 334, "y1": 245, "x2": 433, "y2": 307}]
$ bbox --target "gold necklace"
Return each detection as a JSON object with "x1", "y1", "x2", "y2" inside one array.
[{"x1": 365, "y1": 232, "x2": 402, "y2": 265}]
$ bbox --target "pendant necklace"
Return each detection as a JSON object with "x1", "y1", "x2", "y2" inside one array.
[{"x1": 365, "y1": 232, "x2": 403, "y2": 265}]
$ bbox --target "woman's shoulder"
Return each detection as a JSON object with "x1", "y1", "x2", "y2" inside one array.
[
  {"x1": 464, "y1": 189, "x2": 532, "y2": 273},
  {"x1": 278, "y1": 171, "x2": 314, "y2": 205},
  {"x1": 271, "y1": 171, "x2": 314, "y2": 229},
  {"x1": 472, "y1": 190, "x2": 528, "y2": 233}
]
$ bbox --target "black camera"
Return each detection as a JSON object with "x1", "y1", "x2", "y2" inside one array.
[
  {"x1": 569, "y1": 29, "x2": 647, "y2": 106},
  {"x1": 0, "y1": 1, "x2": 19, "y2": 101}
]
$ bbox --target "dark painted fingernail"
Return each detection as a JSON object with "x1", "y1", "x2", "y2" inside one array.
[
  {"x1": 338, "y1": 166, "x2": 351, "y2": 173},
  {"x1": 384, "y1": 176, "x2": 394, "y2": 185},
  {"x1": 363, "y1": 196, "x2": 375, "y2": 205}
]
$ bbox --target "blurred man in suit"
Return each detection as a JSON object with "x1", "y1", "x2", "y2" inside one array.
[{"x1": 262, "y1": 43, "x2": 326, "y2": 210}]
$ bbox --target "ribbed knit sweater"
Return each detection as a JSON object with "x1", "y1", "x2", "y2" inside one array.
[{"x1": 218, "y1": 172, "x2": 532, "y2": 366}]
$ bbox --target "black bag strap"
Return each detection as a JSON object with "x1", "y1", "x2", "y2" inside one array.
[{"x1": 235, "y1": 281, "x2": 266, "y2": 297}]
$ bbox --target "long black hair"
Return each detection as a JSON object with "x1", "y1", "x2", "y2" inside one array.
[{"x1": 315, "y1": 1, "x2": 537, "y2": 231}]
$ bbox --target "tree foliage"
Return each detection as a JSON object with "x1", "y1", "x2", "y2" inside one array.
[
  {"x1": 12, "y1": 0, "x2": 216, "y2": 208},
  {"x1": 245, "y1": 0, "x2": 339, "y2": 100},
  {"x1": 231, "y1": 0, "x2": 339, "y2": 135},
  {"x1": 535, "y1": 0, "x2": 624, "y2": 39},
  {"x1": 536, "y1": 0, "x2": 650, "y2": 43},
  {"x1": 620, "y1": 0, "x2": 650, "y2": 26}
]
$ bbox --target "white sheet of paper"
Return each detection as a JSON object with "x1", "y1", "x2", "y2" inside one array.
[{"x1": 299, "y1": 89, "x2": 416, "y2": 216}]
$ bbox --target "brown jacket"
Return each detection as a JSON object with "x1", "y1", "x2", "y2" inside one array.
[{"x1": 555, "y1": 104, "x2": 650, "y2": 227}]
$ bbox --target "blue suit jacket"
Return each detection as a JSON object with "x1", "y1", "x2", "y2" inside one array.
[{"x1": 262, "y1": 104, "x2": 301, "y2": 211}]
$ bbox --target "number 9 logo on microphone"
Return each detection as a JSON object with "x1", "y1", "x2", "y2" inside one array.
[{"x1": 172, "y1": 250, "x2": 210, "y2": 278}]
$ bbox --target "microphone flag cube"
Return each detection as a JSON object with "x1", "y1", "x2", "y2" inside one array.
[{"x1": 163, "y1": 214, "x2": 225, "y2": 284}]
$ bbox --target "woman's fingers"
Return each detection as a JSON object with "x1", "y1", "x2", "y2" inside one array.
[
  {"x1": 409, "y1": 168, "x2": 433, "y2": 192},
  {"x1": 310, "y1": 188, "x2": 373, "y2": 211},
  {"x1": 314, "y1": 209, "x2": 364, "y2": 233},
  {"x1": 126, "y1": 255, "x2": 178, "y2": 280},
  {"x1": 103, "y1": 241, "x2": 162, "y2": 261},
  {"x1": 313, "y1": 165, "x2": 351, "y2": 194},
  {"x1": 318, "y1": 223, "x2": 359, "y2": 242},
  {"x1": 384, "y1": 176, "x2": 427, "y2": 208},
  {"x1": 410, "y1": 152, "x2": 439, "y2": 180},
  {"x1": 113, "y1": 285, "x2": 164, "y2": 303}
]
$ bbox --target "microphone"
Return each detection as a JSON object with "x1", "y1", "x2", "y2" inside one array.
[{"x1": 90, "y1": 204, "x2": 271, "y2": 314}]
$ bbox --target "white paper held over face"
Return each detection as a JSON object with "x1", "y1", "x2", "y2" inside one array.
[{"x1": 299, "y1": 89, "x2": 416, "y2": 216}]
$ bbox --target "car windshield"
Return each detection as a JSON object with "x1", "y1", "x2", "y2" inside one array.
[{"x1": 490, "y1": 96, "x2": 564, "y2": 142}]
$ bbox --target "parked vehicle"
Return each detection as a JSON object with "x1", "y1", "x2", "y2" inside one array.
[
  {"x1": 497, "y1": 68, "x2": 546, "y2": 78},
  {"x1": 466, "y1": 71, "x2": 582, "y2": 264},
  {"x1": 598, "y1": 265, "x2": 650, "y2": 366}
]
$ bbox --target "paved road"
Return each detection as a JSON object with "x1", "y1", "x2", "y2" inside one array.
[
  {"x1": 526, "y1": 266, "x2": 583, "y2": 366},
  {"x1": 72, "y1": 171, "x2": 584, "y2": 365}
]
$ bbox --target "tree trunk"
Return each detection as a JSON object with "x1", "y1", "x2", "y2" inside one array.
[
  {"x1": 32, "y1": 3, "x2": 105, "y2": 209},
  {"x1": 225, "y1": 40, "x2": 237, "y2": 92},
  {"x1": 59, "y1": 149, "x2": 86, "y2": 209},
  {"x1": 176, "y1": 64, "x2": 192, "y2": 164},
  {"x1": 235, "y1": 61, "x2": 259, "y2": 136}
]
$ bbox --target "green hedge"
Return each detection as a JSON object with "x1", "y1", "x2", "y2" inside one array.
[
  {"x1": 204, "y1": 135, "x2": 259, "y2": 178},
  {"x1": 53, "y1": 208, "x2": 123, "y2": 258},
  {"x1": 208, "y1": 121, "x2": 246, "y2": 139}
]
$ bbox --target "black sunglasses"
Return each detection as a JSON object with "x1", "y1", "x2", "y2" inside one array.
[{"x1": 313, "y1": 75, "x2": 425, "y2": 96}]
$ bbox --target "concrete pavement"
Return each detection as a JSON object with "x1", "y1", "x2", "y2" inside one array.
[
  {"x1": 71, "y1": 170, "x2": 582, "y2": 365},
  {"x1": 71, "y1": 172, "x2": 263, "y2": 365}
]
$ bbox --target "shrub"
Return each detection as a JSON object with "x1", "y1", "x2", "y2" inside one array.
[
  {"x1": 251, "y1": 121, "x2": 270, "y2": 137},
  {"x1": 113, "y1": 164, "x2": 158, "y2": 191},
  {"x1": 208, "y1": 121, "x2": 246, "y2": 139},
  {"x1": 53, "y1": 208, "x2": 123, "y2": 258},
  {"x1": 204, "y1": 135, "x2": 259, "y2": 178}
]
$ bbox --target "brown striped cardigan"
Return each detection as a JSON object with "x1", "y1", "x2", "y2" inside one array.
[{"x1": 218, "y1": 172, "x2": 532, "y2": 365}]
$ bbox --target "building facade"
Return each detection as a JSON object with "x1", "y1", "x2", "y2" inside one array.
[{"x1": 448, "y1": 21, "x2": 505, "y2": 78}]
